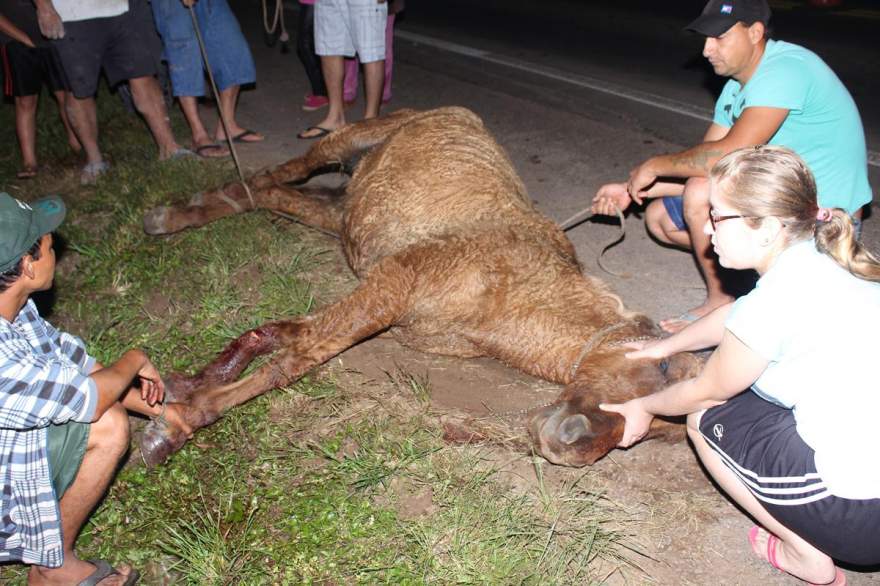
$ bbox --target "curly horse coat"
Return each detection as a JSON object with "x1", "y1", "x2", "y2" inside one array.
[{"x1": 141, "y1": 107, "x2": 701, "y2": 467}]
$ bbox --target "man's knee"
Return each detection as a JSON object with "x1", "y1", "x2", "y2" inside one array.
[
  {"x1": 682, "y1": 177, "x2": 710, "y2": 224},
  {"x1": 89, "y1": 403, "x2": 130, "y2": 456}
]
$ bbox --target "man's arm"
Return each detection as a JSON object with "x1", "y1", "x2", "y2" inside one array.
[
  {"x1": 31, "y1": 0, "x2": 64, "y2": 39},
  {"x1": 0, "y1": 13, "x2": 36, "y2": 46},
  {"x1": 627, "y1": 107, "x2": 790, "y2": 197}
]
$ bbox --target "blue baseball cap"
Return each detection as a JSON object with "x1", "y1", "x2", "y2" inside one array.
[{"x1": 0, "y1": 192, "x2": 66, "y2": 273}]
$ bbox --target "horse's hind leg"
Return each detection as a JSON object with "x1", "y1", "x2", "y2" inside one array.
[
  {"x1": 140, "y1": 255, "x2": 415, "y2": 465},
  {"x1": 144, "y1": 183, "x2": 345, "y2": 235},
  {"x1": 257, "y1": 108, "x2": 420, "y2": 186}
]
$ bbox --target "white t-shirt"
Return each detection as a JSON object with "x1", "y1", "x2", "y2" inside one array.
[
  {"x1": 726, "y1": 239, "x2": 880, "y2": 500},
  {"x1": 52, "y1": 0, "x2": 128, "y2": 23}
]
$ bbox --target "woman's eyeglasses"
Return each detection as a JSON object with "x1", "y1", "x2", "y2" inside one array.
[{"x1": 709, "y1": 207, "x2": 760, "y2": 230}]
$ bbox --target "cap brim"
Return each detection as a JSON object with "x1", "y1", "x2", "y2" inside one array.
[
  {"x1": 31, "y1": 195, "x2": 66, "y2": 236},
  {"x1": 685, "y1": 15, "x2": 735, "y2": 37}
]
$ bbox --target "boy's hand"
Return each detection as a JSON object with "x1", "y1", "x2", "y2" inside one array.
[{"x1": 137, "y1": 360, "x2": 165, "y2": 406}]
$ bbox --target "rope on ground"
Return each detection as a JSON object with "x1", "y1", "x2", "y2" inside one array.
[
  {"x1": 187, "y1": 4, "x2": 256, "y2": 210},
  {"x1": 558, "y1": 204, "x2": 629, "y2": 278}
]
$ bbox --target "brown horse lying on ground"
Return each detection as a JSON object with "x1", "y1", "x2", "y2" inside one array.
[{"x1": 141, "y1": 107, "x2": 701, "y2": 467}]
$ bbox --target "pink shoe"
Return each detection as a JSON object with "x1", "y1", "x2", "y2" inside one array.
[{"x1": 302, "y1": 94, "x2": 329, "y2": 112}]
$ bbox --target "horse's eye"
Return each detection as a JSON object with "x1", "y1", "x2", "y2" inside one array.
[{"x1": 659, "y1": 359, "x2": 669, "y2": 374}]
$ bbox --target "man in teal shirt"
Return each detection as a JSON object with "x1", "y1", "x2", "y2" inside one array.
[{"x1": 591, "y1": 0, "x2": 872, "y2": 332}]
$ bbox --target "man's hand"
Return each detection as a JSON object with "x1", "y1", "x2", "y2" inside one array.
[
  {"x1": 626, "y1": 160, "x2": 657, "y2": 205},
  {"x1": 591, "y1": 183, "x2": 632, "y2": 216},
  {"x1": 599, "y1": 398, "x2": 654, "y2": 448},
  {"x1": 180, "y1": 0, "x2": 197, "y2": 7},
  {"x1": 137, "y1": 359, "x2": 165, "y2": 406},
  {"x1": 35, "y1": 3, "x2": 64, "y2": 39}
]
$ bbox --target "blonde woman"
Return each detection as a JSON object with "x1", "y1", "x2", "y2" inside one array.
[{"x1": 602, "y1": 146, "x2": 880, "y2": 585}]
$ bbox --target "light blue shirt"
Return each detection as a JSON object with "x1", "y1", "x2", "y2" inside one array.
[{"x1": 714, "y1": 40, "x2": 872, "y2": 215}]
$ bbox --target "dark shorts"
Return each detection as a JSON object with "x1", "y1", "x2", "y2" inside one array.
[
  {"x1": 2, "y1": 42, "x2": 70, "y2": 97},
  {"x1": 47, "y1": 421, "x2": 89, "y2": 499},
  {"x1": 700, "y1": 391, "x2": 880, "y2": 566},
  {"x1": 52, "y1": 0, "x2": 159, "y2": 98}
]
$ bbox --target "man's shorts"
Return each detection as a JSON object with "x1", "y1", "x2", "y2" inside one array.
[
  {"x1": 2, "y1": 42, "x2": 71, "y2": 98},
  {"x1": 699, "y1": 391, "x2": 880, "y2": 565},
  {"x1": 661, "y1": 195, "x2": 864, "y2": 238},
  {"x1": 47, "y1": 421, "x2": 89, "y2": 499},
  {"x1": 315, "y1": 0, "x2": 387, "y2": 63},
  {"x1": 52, "y1": 0, "x2": 159, "y2": 98},
  {"x1": 151, "y1": 0, "x2": 256, "y2": 96}
]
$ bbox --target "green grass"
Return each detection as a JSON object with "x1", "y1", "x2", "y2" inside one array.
[{"x1": 0, "y1": 87, "x2": 641, "y2": 585}]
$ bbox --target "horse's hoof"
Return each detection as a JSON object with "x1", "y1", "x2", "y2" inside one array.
[
  {"x1": 143, "y1": 206, "x2": 173, "y2": 235},
  {"x1": 139, "y1": 420, "x2": 183, "y2": 467}
]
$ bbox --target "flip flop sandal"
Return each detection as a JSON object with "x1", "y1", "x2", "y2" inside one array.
[
  {"x1": 16, "y1": 166, "x2": 38, "y2": 180},
  {"x1": 194, "y1": 143, "x2": 230, "y2": 158},
  {"x1": 78, "y1": 559, "x2": 140, "y2": 586},
  {"x1": 230, "y1": 129, "x2": 264, "y2": 143},
  {"x1": 297, "y1": 126, "x2": 333, "y2": 140},
  {"x1": 748, "y1": 526, "x2": 846, "y2": 585}
]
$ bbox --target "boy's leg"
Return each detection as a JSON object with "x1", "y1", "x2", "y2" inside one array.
[
  {"x1": 14, "y1": 95, "x2": 39, "y2": 174},
  {"x1": 29, "y1": 404, "x2": 135, "y2": 585},
  {"x1": 65, "y1": 95, "x2": 102, "y2": 167},
  {"x1": 214, "y1": 84, "x2": 263, "y2": 143},
  {"x1": 382, "y1": 14, "x2": 395, "y2": 102},
  {"x1": 343, "y1": 58, "x2": 359, "y2": 103}
]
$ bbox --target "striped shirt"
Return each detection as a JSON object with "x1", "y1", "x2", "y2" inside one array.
[{"x1": 1, "y1": 299, "x2": 96, "y2": 567}]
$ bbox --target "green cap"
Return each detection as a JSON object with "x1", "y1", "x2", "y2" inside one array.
[{"x1": 0, "y1": 192, "x2": 66, "y2": 273}]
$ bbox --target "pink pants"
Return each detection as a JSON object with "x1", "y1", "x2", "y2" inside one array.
[{"x1": 343, "y1": 13, "x2": 394, "y2": 102}]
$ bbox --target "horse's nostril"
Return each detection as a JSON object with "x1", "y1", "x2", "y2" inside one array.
[{"x1": 557, "y1": 414, "x2": 592, "y2": 445}]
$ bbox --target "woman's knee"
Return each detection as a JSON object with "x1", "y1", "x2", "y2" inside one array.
[
  {"x1": 645, "y1": 199, "x2": 671, "y2": 241},
  {"x1": 686, "y1": 410, "x2": 705, "y2": 440},
  {"x1": 89, "y1": 403, "x2": 131, "y2": 454}
]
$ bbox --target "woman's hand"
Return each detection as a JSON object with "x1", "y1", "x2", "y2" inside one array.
[
  {"x1": 599, "y1": 398, "x2": 654, "y2": 447},
  {"x1": 623, "y1": 338, "x2": 669, "y2": 361}
]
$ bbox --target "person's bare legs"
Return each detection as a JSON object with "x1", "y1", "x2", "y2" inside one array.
[
  {"x1": 362, "y1": 59, "x2": 384, "y2": 119},
  {"x1": 14, "y1": 95, "x2": 39, "y2": 175},
  {"x1": 53, "y1": 90, "x2": 82, "y2": 154},
  {"x1": 28, "y1": 405, "x2": 135, "y2": 586},
  {"x1": 687, "y1": 412, "x2": 838, "y2": 584},
  {"x1": 660, "y1": 177, "x2": 734, "y2": 333},
  {"x1": 213, "y1": 85, "x2": 263, "y2": 143},
  {"x1": 179, "y1": 96, "x2": 228, "y2": 157},
  {"x1": 128, "y1": 75, "x2": 183, "y2": 160},
  {"x1": 300, "y1": 55, "x2": 346, "y2": 138}
]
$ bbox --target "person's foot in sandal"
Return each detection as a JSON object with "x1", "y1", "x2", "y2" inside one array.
[
  {"x1": 748, "y1": 526, "x2": 845, "y2": 586},
  {"x1": 297, "y1": 126, "x2": 334, "y2": 140},
  {"x1": 30, "y1": 557, "x2": 139, "y2": 585},
  {"x1": 80, "y1": 161, "x2": 110, "y2": 186},
  {"x1": 16, "y1": 165, "x2": 38, "y2": 180},
  {"x1": 215, "y1": 128, "x2": 264, "y2": 144},
  {"x1": 193, "y1": 142, "x2": 230, "y2": 158}
]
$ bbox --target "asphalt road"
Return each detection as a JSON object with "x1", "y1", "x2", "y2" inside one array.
[{"x1": 231, "y1": 0, "x2": 879, "y2": 322}]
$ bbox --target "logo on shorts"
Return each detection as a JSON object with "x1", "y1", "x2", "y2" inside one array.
[
  {"x1": 713, "y1": 424, "x2": 724, "y2": 441},
  {"x1": 721, "y1": 4, "x2": 733, "y2": 14}
]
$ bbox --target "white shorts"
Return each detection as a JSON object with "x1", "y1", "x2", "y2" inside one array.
[{"x1": 315, "y1": 0, "x2": 387, "y2": 63}]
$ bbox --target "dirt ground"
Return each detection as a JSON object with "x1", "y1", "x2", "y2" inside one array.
[{"x1": 174, "y1": 5, "x2": 880, "y2": 583}]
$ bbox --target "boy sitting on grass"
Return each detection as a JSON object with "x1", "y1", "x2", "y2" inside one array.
[{"x1": 0, "y1": 192, "x2": 190, "y2": 585}]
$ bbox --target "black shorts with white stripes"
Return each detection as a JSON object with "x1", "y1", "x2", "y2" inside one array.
[{"x1": 699, "y1": 391, "x2": 880, "y2": 566}]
